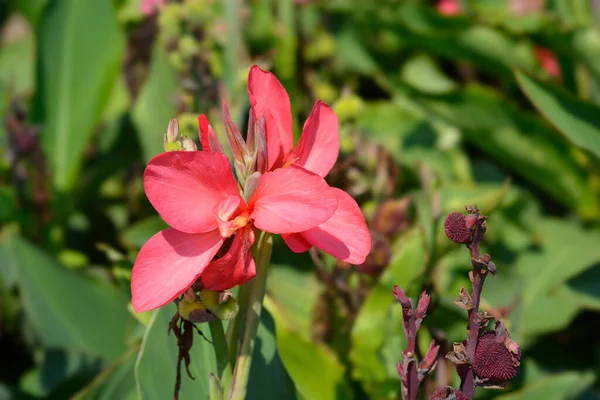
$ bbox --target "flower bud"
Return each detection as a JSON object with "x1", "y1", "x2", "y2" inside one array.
[
  {"x1": 181, "y1": 136, "x2": 198, "y2": 151},
  {"x1": 200, "y1": 289, "x2": 239, "y2": 320},
  {"x1": 166, "y1": 118, "x2": 179, "y2": 143},
  {"x1": 418, "y1": 340, "x2": 440, "y2": 374},
  {"x1": 444, "y1": 212, "x2": 472, "y2": 244},
  {"x1": 392, "y1": 285, "x2": 412, "y2": 309},
  {"x1": 472, "y1": 331, "x2": 521, "y2": 386},
  {"x1": 429, "y1": 386, "x2": 468, "y2": 400}
]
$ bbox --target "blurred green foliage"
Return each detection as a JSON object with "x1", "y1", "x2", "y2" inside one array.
[{"x1": 1, "y1": 0, "x2": 600, "y2": 399}]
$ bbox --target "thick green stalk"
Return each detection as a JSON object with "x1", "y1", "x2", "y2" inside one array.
[
  {"x1": 209, "y1": 319, "x2": 230, "y2": 379},
  {"x1": 227, "y1": 233, "x2": 272, "y2": 400}
]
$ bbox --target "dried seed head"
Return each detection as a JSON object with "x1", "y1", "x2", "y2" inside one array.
[
  {"x1": 472, "y1": 331, "x2": 521, "y2": 385},
  {"x1": 429, "y1": 386, "x2": 468, "y2": 400},
  {"x1": 444, "y1": 212, "x2": 472, "y2": 243}
]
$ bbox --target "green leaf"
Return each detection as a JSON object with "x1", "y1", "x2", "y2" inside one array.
[
  {"x1": 0, "y1": 34, "x2": 35, "y2": 95},
  {"x1": 266, "y1": 263, "x2": 320, "y2": 340},
  {"x1": 9, "y1": 0, "x2": 48, "y2": 26},
  {"x1": 132, "y1": 44, "x2": 179, "y2": 162},
  {"x1": 73, "y1": 347, "x2": 139, "y2": 400},
  {"x1": 19, "y1": 349, "x2": 102, "y2": 398},
  {"x1": 35, "y1": 0, "x2": 124, "y2": 191},
  {"x1": 515, "y1": 70, "x2": 600, "y2": 159},
  {"x1": 1, "y1": 232, "x2": 136, "y2": 361},
  {"x1": 496, "y1": 371, "x2": 595, "y2": 400},
  {"x1": 135, "y1": 303, "x2": 216, "y2": 400},
  {"x1": 415, "y1": 85, "x2": 598, "y2": 218},
  {"x1": 247, "y1": 308, "x2": 298, "y2": 400},
  {"x1": 135, "y1": 304, "x2": 296, "y2": 400},
  {"x1": 504, "y1": 219, "x2": 600, "y2": 340},
  {"x1": 265, "y1": 296, "x2": 349, "y2": 400},
  {"x1": 120, "y1": 216, "x2": 168, "y2": 250},
  {"x1": 400, "y1": 54, "x2": 457, "y2": 94}
]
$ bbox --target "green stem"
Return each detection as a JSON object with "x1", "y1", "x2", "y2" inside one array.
[
  {"x1": 227, "y1": 233, "x2": 272, "y2": 400},
  {"x1": 209, "y1": 319, "x2": 229, "y2": 379}
]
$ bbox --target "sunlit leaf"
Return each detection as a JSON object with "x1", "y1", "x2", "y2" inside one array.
[
  {"x1": 1, "y1": 233, "x2": 135, "y2": 361},
  {"x1": 35, "y1": 0, "x2": 124, "y2": 191},
  {"x1": 516, "y1": 70, "x2": 600, "y2": 159}
]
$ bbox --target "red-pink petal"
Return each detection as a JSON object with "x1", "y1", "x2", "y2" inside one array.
[
  {"x1": 247, "y1": 65, "x2": 293, "y2": 169},
  {"x1": 288, "y1": 100, "x2": 339, "y2": 177},
  {"x1": 249, "y1": 165, "x2": 337, "y2": 234},
  {"x1": 144, "y1": 151, "x2": 241, "y2": 233},
  {"x1": 198, "y1": 114, "x2": 225, "y2": 154},
  {"x1": 282, "y1": 233, "x2": 312, "y2": 253},
  {"x1": 201, "y1": 225, "x2": 256, "y2": 291},
  {"x1": 301, "y1": 188, "x2": 371, "y2": 264},
  {"x1": 131, "y1": 228, "x2": 225, "y2": 312}
]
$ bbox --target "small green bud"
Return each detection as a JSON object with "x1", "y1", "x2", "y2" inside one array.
[{"x1": 200, "y1": 289, "x2": 239, "y2": 320}]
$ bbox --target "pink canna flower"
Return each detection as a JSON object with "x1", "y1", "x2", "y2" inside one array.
[
  {"x1": 132, "y1": 151, "x2": 338, "y2": 312},
  {"x1": 437, "y1": 0, "x2": 462, "y2": 15},
  {"x1": 240, "y1": 66, "x2": 371, "y2": 265},
  {"x1": 132, "y1": 64, "x2": 372, "y2": 313}
]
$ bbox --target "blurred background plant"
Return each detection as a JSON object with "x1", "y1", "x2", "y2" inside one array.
[{"x1": 1, "y1": 0, "x2": 600, "y2": 399}]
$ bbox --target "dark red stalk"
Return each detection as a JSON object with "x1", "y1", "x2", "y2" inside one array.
[
  {"x1": 393, "y1": 287, "x2": 437, "y2": 400},
  {"x1": 460, "y1": 210, "x2": 488, "y2": 399}
]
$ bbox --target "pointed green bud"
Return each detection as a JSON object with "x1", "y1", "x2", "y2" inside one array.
[
  {"x1": 200, "y1": 289, "x2": 239, "y2": 320},
  {"x1": 178, "y1": 298, "x2": 216, "y2": 323}
]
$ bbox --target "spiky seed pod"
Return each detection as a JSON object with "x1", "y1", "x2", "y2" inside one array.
[
  {"x1": 444, "y1": 212, "x2": 472, "y2": 243},
  {"x1": 472, "y1": 331, "x2": 521, "y2": 385},
  {"x1": 429, "y1": 386, "x2": 468, "y2": 400}
]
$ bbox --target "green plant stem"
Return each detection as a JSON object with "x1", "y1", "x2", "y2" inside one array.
[
  {"x1": 227, "y1": 233, "x2": 272, "y2": 400},
  {"x1": 209, "y1": 319, "x2": 230, "y2": 379}
]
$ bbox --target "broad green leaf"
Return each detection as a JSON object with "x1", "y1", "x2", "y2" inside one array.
[
  {"x1": 73, "y1": 347, "x2": 139, "y2": 400},
  {"x1": 9, "y1": 0, "x2": 49, "y2": 26},
  {"x1": 267, "y1": 263, "x2": 320, "y2": 340},
  {"x1": 132, "y1": 45, "x2": 179, "y2": 162},
  {"x1": 515, "y1": 70, "x2": 600, "y2": 159},
  {"x1": 496, "y1": 371, "x2": 595, "y2": 400},
  {"x1": 415, "y1": 85, "x2": 599, "y2": 218},
  {"x1": 36, "y1": 0, "x2": 124, "y2": 191},
  {"x1": 135, "y1": 304, "x2": 296, "y2": 400},
  {"x1": 246, "y1": 309, "x2": 297, "y2": 400},
  {"x1": 265, "y1": 296, "x2": 349, "y2": 400},
  {"x1": 135, "y1": 304, "x2": 216, "y2": 400},
  {"x1": 19, "y1": 349, "x2": 102, "y2": 398},
  {"x1": 1, "y1": 233, "x2": 136, "y2": 361},
  {"x1": 509, "y1": 219, "x2": 600, "y2": 340}
]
